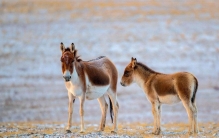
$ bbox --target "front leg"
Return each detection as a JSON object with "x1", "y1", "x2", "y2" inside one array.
[
  {"x1": 151, "y1": 102, "x2": 161, "y2": 135},
  {"x1": 79, "y1": 94, "x2": 85, "y2": 133},
  {"x1": 66, "y1": 92, "x2": 75, "y2": 133}
]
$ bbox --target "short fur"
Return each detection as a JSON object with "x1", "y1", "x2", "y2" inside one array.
[
  {"x1": 60, "y1": 43, "x2": 119, "y2": 133},
  {"x1": 120, "y1": 57, "x2": 198, "y2": 135}
]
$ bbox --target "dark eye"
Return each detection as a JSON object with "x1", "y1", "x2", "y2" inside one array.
[{"x1": 124, "y1": 71, "x2": 130, "y2": 77}]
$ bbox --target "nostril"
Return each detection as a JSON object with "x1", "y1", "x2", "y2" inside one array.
[
  {"x1": 63, "y1": 76, "x2": 71, "y2": 81},
  {"x1": 120, "y1": 82, "x2": 125, "y2": 86}
]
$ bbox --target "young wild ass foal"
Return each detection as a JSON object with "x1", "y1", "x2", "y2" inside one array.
[
  {"x1": 120, "y1": 57, "x2": 198, "y2": 135},
  {"x1": 60, "y1": 43, "x2": 119, "y2": 133}
]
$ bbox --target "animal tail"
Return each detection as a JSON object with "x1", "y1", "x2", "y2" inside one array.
[
  {"x1": 109, "y1": 96, "x2": 113, "y2": 123},
  {"x1": 73, "y1": 99, "x2": 75, "y2": 103},
  {"x1": 191, "y1": 77, "x2": 198, "y2": 103}
]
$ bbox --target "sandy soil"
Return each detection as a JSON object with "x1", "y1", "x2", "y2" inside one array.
[{"x1": 0, "y1": 0, "x2": 219, "y2": 137}]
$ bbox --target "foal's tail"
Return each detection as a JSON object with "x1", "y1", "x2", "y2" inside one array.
[
  {"x1": 109, "y1": 97, "x2": 113, "y2": 123},
  {"x1": 191, "y1": 77, "x2": 198, "y2": 103}
]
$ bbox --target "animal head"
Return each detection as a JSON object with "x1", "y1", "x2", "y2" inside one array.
[
  {"x1": 60, "y1": 42, "x2": 76, "y2": 82},
  {"x1": 120, "y1": 57, "x2": 137, "y2": 86}
]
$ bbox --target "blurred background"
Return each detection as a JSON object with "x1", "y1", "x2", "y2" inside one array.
[{"x1": 0, "y1": 0, "x2": 219, "y2": 125}]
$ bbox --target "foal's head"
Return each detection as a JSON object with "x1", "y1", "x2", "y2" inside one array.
[
  {"x1": 120, "y1": 57, "x2": 137, "y2": 86},
  {"x1": 60, "y1": 42, "x2": 76, "y2": 82}
]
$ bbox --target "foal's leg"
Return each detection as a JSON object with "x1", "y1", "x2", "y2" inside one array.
[
  {"x1": 157, "y1": 104, "x2": 161, "y2": 133},
  {"x1": 66, "y1": 92, "x2": 75, "y2": 133},
  {"x1": 97, "y1": 95, "x2": 108, "y2": 131},
  {"x1": 192, "y1": 102, "x2": 199, "y2": 133},
  {"x1": 107, "y1": 89, "x2": 119, "y2": 133},
  {"x1": 151, "y1": 102, "x2": 161, "y2": 135},
  {"x1": 79, "y1": 94, "x2": 85, "y2": 133},
  {"x1": 181, "y1": 100, "x2": 195, "y2": 134}
]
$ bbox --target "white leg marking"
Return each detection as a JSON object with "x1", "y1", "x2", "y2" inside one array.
[
  {"x1": 151, "y1": 102, "x2": 161, "y2": 135},
  {"x1": 97, "y1": 95, "x2": 108, "y2": 131},
  {"x1": 192, "y1": 103, "x2": 199, "y2": 133},
  {"x1": 79, "y1": 94, "x2": 85, "y2": 133},
  {"x1": 66, "y1": 92, "x2": 75, "y2": 132},
  {"x1": 181, "y1": 100, "x2": 194, "y2": 134},
  {"x1": 107, "y1": 89, "x2": 118, "y2": 133}
]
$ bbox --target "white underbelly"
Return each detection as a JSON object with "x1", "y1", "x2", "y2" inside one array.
[
  {"x1": 86, "y1": 85, "x2": 109, "y2": 100},
  {"x1": 158, "y1": 95, "x2": 181, "y2": 104}
]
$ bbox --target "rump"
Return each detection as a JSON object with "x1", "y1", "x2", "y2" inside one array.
[{"x1": 174, "y1": 72, "x2": 197, "y2": 102}]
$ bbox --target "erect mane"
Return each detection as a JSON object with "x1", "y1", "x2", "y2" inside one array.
[
  {"x1": 135, "y1": 62, "x2": 158, "y2": 74},
  {"x1": 73, "y1": 50, "x2": 82, "y2": 62},
  {"x1": 64, "y1": 47, "x2": 71, "y2": 52}
]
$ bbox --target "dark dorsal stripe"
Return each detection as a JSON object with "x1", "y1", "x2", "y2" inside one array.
[
  {"x1": 136, "y1": 62, "x2": 158, "y2": 74},
  {"x1": 87, "y1": 56, "x2": 105, "y2": 62}
]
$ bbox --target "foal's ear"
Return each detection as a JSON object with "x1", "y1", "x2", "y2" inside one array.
[
  {"x1": 131, "y1": 57, "x2": 137, "y2": 68},
  {"x1": 70, "y1": 43, "x2": 75, "y2": 53},
  {"x1": 60, "y1": 42, "x2": 65, "y2": 52}
]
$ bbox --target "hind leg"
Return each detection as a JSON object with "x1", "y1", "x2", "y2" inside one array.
[
  {"x1": 107, "y1": 89, "x2": 119, "y2": 133},
  {"x1": 181, "y1": 99, "x2": 195, "y2": 134},
  {"x1": 97, "y1": 95, "x2": 108, "y2": 131},
  {"x1": 192, "y1": 102, "x2": 199, "y2": 133}
]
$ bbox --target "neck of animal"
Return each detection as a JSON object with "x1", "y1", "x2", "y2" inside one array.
[
  {"x1": 71, "y1": 63, "x2": 81, "y2": 85},
  {"x1": 133, "y1": 66, "x2": 155, "y2": 88}
]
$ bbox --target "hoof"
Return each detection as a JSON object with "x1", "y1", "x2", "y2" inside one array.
[
  {"x1": 97, "y1": 128, "x2": 104, "y2": 132},
  {"x1": 66, "y1": 129, "x2": 71, "y2": 133},
  {"x1": 152, "y1": 132, "x2": 160, "y2": 135},
  {"x1": 96, "y1": 131, "x2": 102, "y2": 135},
  {"x1": 80, "y1": 130, "x2": 85, "y2": 133},
  {"x1": 152, "y1": 131, "x2": 160, "y2": 135},
  {"x1": 189, "y1": 131, "x2": 194, "y2": 135},
  {"x1": 111, "y1": 131, "x2": 117, "y2": 134},
  {"x1": 195, "y1": 130, "x2": 199, "y2": 134},
  {"x1": 152, "y1": 128, "x2": 161, "y2": 135}
]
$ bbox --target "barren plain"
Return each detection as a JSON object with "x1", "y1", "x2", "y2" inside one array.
[{"x1": 0, "y1": 0, "x2": 219, "y2": 137}]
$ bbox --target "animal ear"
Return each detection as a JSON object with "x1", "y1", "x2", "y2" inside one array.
[
  {"x1": 131, "y1": 57, "x2": 137, "y2": 68},
  {"x1": 70, "y1": 43, "x2": 75, "y2": 53},
  {"x1": 60, "y1": 42, "x2": 65, "y2": 52}
]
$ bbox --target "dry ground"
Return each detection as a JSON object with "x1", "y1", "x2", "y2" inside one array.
[
  {"x1": 1, "y1": 122, "x2": 219, "y2": 137},
  {"x1": 0, "y1": 0, "x2": 219, "y2": 137}
]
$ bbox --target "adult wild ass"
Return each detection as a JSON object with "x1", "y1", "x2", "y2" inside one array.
[
  {"x1": 60, "y1": 43, "x2": 119, "y2": 133},
  {"x1": 120, "y1": 57, "x2": 198, "y2": 135}
]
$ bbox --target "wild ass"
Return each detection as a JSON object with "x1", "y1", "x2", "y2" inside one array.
[
  {"x1": 120, "y1": 57, "x2": 198, "y2": 135},
  {"x1": 60, "y1": 43, "x2": 119, "y2": 133}
]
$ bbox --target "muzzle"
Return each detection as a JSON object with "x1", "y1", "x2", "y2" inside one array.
[
  {"x1": 63, "y1": 70, "x2": 71, "y2": 82},
  {"x1": 63, "y1": 76, "x2": 71, "y2": 82},
  {"x1": 120, "y1": 82, "x2": 125, "y2": 86}
]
